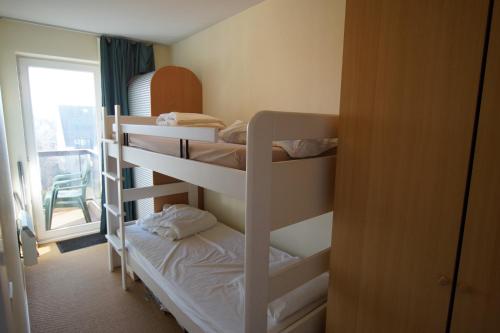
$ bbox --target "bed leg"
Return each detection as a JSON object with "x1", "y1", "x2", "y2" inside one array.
[
  {"x1": 108, "y1": 243, "x2": 121, "y2": 272},
  {"x1": 127, "y1": 267, "x2": 139, "y2": 281}
]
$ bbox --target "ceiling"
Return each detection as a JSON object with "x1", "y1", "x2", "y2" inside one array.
[{"x1": 0, "y1": 0, "x2": 265, "y2": 44}]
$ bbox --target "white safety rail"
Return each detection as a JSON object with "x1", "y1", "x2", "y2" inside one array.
[{"x1": 102, "y1": 109, "x2": 338, "y2": 333}]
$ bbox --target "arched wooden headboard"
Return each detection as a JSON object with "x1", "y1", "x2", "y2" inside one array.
[
  {"x1": 150, "y1": 66, "x2": 202, "y2": 116},
  {"x1": 152, "y1": 66, "x2": 203, "y2": 211}
]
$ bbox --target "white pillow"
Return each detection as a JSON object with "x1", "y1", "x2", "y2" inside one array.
[
  {"x1": 218, "y1": 120, "x2": 248, "y2": 144},
  {"x1": 274, "y1": 138, "x2": 338, "y2": 158},
  {"x1": 268, "y1": 273, "x2": 329, "y2": 322}
]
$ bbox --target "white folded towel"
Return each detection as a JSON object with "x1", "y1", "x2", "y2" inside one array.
[
  {"x1": 156, "y1": 112, "x2": 226, "y2": 129},
  {"x1": 136, "y1": 204, "x2": 217, "y2": 240}
]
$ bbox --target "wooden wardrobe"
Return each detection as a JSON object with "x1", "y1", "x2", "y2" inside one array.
[{"x1": 327, "y1": 0, "x2": 500, "y2": 332}]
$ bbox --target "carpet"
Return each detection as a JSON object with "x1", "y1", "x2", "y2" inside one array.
[
  {"x1": 56, "y1": 233, "x2": 107, "y2": 253},
  {"x1": 25, "y1": 242, "x2": 183, "y2": 333}
]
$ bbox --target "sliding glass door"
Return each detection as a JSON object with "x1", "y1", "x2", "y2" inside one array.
[{"x1": 18, "y1": 57, "x2": 102, "y2": 242}]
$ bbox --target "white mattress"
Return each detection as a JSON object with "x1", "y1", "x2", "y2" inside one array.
[{"x1": 123, "y1": 223, "x2": 322, "y2": 333}]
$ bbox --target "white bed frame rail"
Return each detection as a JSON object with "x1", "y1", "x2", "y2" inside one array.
[
  {"x1": 245, "y1": 111, "x2": 337, "y2": 333},
  {"x1": 102, "y1": 109, "x2": 338, "y2": 333}
]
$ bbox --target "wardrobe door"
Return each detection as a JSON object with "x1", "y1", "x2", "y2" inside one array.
[
  {"x1": 451, "y1": 2, "x2": 500, "y2": 331},
  {"x1": 327, "y1": 1, "x2": 490, "y2": 332}
]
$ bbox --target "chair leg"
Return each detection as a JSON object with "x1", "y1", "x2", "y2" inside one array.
[
  {"x1": 45, "y1": 206, "x2": 50, "y2": 231},
  {"x1": 80, "y1": 199, "x2": 91, "y2": 223}
]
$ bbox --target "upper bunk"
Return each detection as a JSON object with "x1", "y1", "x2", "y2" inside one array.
[{"x1": 102, "y1": 110, "x2": 338, "y2": 231}]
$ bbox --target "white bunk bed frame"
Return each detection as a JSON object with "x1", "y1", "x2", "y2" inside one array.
[{"x1": 101, "y1": 106, "x2": 338, "y2": 333}]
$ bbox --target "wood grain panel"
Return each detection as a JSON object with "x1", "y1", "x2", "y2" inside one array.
[
  {"x1": 150, "y1": 66, "x2": 203, "y2": 209},
  {"x1": 327, "y1": 1, "x2": 489, "y2": 332},
  {"x1": 150, "y1": 66, "x2": 202, "y2": 116},
  {"x1": 451, "y1": 2, "x2": 500, "y2": 331}
]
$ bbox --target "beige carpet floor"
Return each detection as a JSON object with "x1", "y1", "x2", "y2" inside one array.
[{"x1": 25, "y1": 242, "x2": 183, "y2": 333}]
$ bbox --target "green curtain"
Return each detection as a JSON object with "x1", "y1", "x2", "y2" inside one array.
[{"x1": 100, "y1": 36, "x2": 155, "y2": 234}]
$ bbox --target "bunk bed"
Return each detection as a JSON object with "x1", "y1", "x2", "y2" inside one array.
[{"x1": 101, "y1": 67, "x2": 337, "y2": 333}]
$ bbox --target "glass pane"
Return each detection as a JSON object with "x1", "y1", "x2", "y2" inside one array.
[{"x1": 28, "y1": 66, "x2": 101, "y2": 230}]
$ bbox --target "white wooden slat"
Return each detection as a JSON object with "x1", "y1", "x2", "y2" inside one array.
[
  {"x1": 252, "y1": 111, "x2": 338, "y2": 141},
  {"x1": 123, "y1": 182, "x2": 190, "y2": 202},
  {"x1": 107, "y1": 144, "x2": 137, "y2": 168},
  {"x1": 102, "y1": 171, "x2": 120, "y2": 181},
  {"x1": 268, "y1": 248, "x2": 330, "y2": 302},
  {"x1": 118, "y1": 124, "x2": 218, "y2": 142},
  {"x1": 270, "y1": 155, "x2": 336, "y2": 230},
  {"x1": 105, "y1": 234, "x2": 124, "y2": 251},
  {"x1": 104, "y1": 203, "x2": 121, "y2": 217},
  {"x1": 121, "y1": 146, "x2": 246, "y2": 200}
]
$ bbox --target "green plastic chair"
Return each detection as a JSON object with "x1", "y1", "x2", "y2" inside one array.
[{"x1": 43, "y1": 161, "x2": 92, "y2": 230}]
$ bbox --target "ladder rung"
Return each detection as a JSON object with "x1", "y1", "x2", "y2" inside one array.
[
  {"x1": 104, "y1": 204, "x2": 122, "y2": 217},
  {"x1": 105, "y1": 234, "x2": 126, "y2": 252},
  {"x1": 101, "y1": 138, "x2": 116, "y2": 144},
  {"x1": 102, "y1": 172, "x2": 120, "y2": 181}
]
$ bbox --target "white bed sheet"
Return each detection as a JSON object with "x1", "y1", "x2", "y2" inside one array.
[{"x1": 123, "y1": 223, "x2": 320, "y2": 333}]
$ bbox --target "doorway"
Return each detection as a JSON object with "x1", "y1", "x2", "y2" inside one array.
[{"x1": 18, "y1": 57, "x2": 102, "y2": 242}]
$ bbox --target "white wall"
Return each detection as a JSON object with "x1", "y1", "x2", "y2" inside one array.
[{"x1": 171, "y1": 0, "x2": 345, "y2": 256}]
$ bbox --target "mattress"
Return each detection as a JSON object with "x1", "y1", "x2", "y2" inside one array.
[
  {"x1": 128, "y1": 134, "x2": 290, "y2": 170},
  {"x1": 123, "y1": 223, "x2": 324, "y2": 333}
]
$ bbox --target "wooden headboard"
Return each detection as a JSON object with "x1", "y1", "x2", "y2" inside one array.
[
  {"x1": 150, "y1": 66, "x2": 202, "y2": 116},
  {"x1": 149, "y1": 66, "x2": 203, "y2": 211}
]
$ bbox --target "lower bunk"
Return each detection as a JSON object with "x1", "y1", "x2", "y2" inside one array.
[{"x1": 107, "y1": 222, "x2": 328, "y2": 333}]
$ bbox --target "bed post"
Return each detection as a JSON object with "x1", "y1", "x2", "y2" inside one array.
[
  {"x1": 101, "y1": 108, "x2": 119, "y2": 272},
  {"x1": 244, "y1": 111, "x2": 273, "y2": 333},
  {"x1": 188, "y1": 184, "x2": 199, "y2": 208},
  {"x1": 114, "y1": 105, "x2": 128, "y2": 291}
]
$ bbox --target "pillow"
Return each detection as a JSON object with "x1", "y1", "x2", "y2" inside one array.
[
  {"x1": 274, "y1": 138, "x2": 338, "y2": 158},
  {"x1": 219, "y1": 120, "x2": 248, "y2": 144},
  {"x1": 268, "y1": 273, "x2": 329, "y2": 322},
  {"x1": 161, "y1": 204, "x2": 217, "y2": 240}
]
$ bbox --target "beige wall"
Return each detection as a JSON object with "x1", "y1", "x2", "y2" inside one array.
[
  {"x1": 171, "y1": 0, "x2": 345, "y2": 256},
  {"x1": 0, "y1": 18, "x2": 170, "y2": 198},
  {"x1": 153, "y1": 44, "x2": 171, "y2": 68}
]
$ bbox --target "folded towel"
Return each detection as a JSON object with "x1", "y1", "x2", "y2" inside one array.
[
  {"x1": 135, "y1": 210, "x2": 173, "y2": 238},
  {"x1": 136, "y1": 204, "x2": 217, "y2": 240},
  {"x1": 156, "y1": 112, "x2": 226, "y2": 129}
]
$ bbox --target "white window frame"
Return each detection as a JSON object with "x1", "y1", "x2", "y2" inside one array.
[{"x1": 17, "y1": 56, "x2": 102, "y2": 243}]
